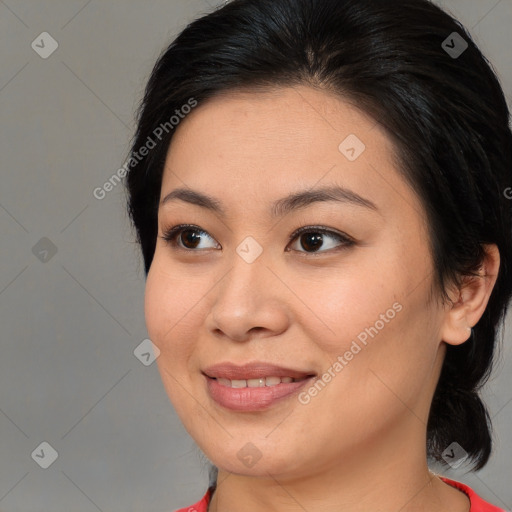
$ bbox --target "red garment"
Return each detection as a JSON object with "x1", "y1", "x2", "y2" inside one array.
[
  {"x1": 439, "y1": 477, "x2": 507, "y2": 512},
  {"x1": 174, "y1": 477, "x2": 507, "y2": 511},
  {"x1": 174, "y1": 486, "x2": 213, "y2": 512}
]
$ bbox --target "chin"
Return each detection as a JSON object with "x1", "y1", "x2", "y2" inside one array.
[{"x1": 205, "y1": 442, "x2": 304, "y2": 478}]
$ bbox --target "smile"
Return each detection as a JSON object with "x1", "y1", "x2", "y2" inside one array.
[
  {"x1": 204, "y1": 374, "x2": 315, "y2": 411},
  {"x1": 214, "y1": 375, "x2": 310, "y2": 388}
]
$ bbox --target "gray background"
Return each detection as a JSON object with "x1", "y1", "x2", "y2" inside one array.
[{"x1": 0, "y1": 0, "x2": 511, "y2": 510}]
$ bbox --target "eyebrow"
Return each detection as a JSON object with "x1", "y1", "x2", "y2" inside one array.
[{"x1": 160, "y1": 184, "x2": 379, "y2": 217}]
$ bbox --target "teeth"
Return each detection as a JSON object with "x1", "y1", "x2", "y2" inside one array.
[
  {"x1": 247, "y1": 378, "x2": 267, "y2": 387},
  {"x1": 265, "y1": 376, "x2": 282, "y2": 386},
  {"x1": 215, "y1": 376, "x2": 306, "y2": 388}
]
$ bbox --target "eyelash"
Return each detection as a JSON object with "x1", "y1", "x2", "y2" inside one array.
[{"x1": 159, "y1": 223, "x2": 355, "y2": 256}]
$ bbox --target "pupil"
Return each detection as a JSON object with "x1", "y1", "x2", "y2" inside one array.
[
  {"x1": 181, "y1": 229, "x2": 201, "y2": 249},
  {"x1": 301, "y1": 233, "x2": 323, "y2": 252}
]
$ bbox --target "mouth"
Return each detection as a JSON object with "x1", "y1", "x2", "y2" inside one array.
[
  {"x1": 202, "y1": 361, "x2": 316, "y2": 382},
  {"x1": 205, "y1": 374, "x2": 312, "y2": 388},
  {"x1": 202, "y1": 362, "x2": 317, "y2": 411}
]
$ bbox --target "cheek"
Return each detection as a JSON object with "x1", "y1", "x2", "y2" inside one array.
[
  {"x1": 144, "y1": 260, "x2": 206, "y2": 356},
  {"x1": 144, "y1": 264, "x2": 167, "y2": 348},
  {"x1": 296, "y1": 262, "x2": 399, "y2": 353},
  {"x1": 324, "y1": 292, "x2": 437, "y2": 424},
  {"x1": 301, "y1": 251, "x2": 434, "y2": 390},
  {"x1": 144, "y1": 261, "x2": 206, "y2": 414}
]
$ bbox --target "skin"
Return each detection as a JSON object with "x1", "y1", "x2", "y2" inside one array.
[{"x1": 144, "y1": 85, "x2": 500, "y2": 512}]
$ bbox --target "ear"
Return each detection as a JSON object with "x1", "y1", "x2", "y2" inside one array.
[{"x1": 440, "y1": 244, "x2": 500, "y2": 346}]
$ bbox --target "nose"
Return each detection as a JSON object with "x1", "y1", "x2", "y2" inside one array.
[{"x1": 205, "y1": 246, "x2": 291, "y2": 342}]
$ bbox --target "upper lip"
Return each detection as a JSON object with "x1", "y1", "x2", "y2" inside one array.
[{"x1": 202, "y1": 362, "x2": 316, "y2": 380}]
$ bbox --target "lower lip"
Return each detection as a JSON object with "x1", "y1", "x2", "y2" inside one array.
[{"x1": 204, "y1": 374, "x2": 314, "y2": 411}]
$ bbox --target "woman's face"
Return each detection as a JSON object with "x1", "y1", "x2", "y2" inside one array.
[{"x1": 145, "y1": 85, "x2": 451, "y2": 479}]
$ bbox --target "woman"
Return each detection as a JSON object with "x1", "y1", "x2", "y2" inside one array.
[{"x1": 125, "y1": 0, "x2": 512, "y2": 510}]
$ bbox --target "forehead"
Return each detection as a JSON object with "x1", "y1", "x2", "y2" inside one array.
[
  {"x1": 160, "y1": 85, "x2": 420, "y2": 222},
  {"x1": 165, "y1": 85, "x2": 381, "y2": 164}
]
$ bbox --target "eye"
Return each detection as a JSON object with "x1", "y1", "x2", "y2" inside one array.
[
  {"x1": 160, "y1": 224, "x2": 220, "y2": 251},
  {"x1": 287, "y1": 226, "x2": 355, "y2": 254},
  {"x1": 159, "y1": 224, "x2": 355, "y2": 254}
]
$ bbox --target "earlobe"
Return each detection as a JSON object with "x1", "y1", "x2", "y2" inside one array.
[{"x1": 440, "y1": 244, "x2": 500, "y2": 346}]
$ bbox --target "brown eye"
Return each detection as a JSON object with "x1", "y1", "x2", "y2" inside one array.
[
  {"x1": 288, "y1": 227, "x2": 354, "y2": 254},
  {"x1": 298, "y1": 232, "x2": 324, "y2": 252},
  {"x1": 160, "y1": 224, "x2": 354, "y2": 255},
  {"x1": 179, "y1": 229, "x2": 203, "y2": 249},
  {"x1": 160, "y1": 225, "x2": 220, "y2": 251}
]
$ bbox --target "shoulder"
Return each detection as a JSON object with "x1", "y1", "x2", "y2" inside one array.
[
  {"x1": 173, "y1": 486, "x2": 214, "y2": 512},
  {"x1": 440, "y1": 477, "x2": 508, "y2": 512}
]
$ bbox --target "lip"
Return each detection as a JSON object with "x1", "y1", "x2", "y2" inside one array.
[
  {"x1": 202, "y1": 362, "x2": 317, "y2": 412},
  {"x1": 204, "y1": 373, "x2": 315, "y2": 411},
  {"x1": 202, "y1": 362, "x2": 316, "y2": 380}
]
